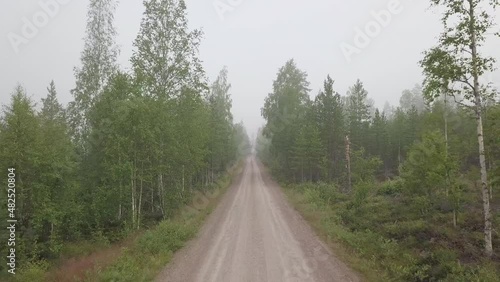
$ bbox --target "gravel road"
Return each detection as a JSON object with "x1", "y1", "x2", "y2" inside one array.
[{"x1": 156, "y1": 156, "x2": 360, "y2": 282}]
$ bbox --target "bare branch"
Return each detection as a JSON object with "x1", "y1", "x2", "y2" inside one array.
[
  {"x1": 457, "y1": 77, "x2": 474, "y2": 90},
  {"x1": 450, "y1": 92, "x2": 474, "y2": 111}
]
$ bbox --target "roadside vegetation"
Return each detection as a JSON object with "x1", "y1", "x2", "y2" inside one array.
[
  {"x1": 91, "y1": 164, "x2": 239, "y2": 282},
  {"x1": 11, "y1": 163, "x2": 239, "y2": 282},
  {"x1": 283, "y1": 180, "x2": 499, "y2": 281},
  {"x1": 257, "y1": 1, "x2": 500, "y2": 280},
  {"x1": 0, "y1": 0, "x2": 250, "y2": 280}
]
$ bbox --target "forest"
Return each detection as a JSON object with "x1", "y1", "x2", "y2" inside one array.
[
  {"x1": 257, "y1": 0, "x2": 500, "y2": 280},
  {"x1": 1, "y1": 0, "x2": 500, "y2": 281},
  {"x1": 0, "y1": 0, "x2": 250, "y2": 279}
]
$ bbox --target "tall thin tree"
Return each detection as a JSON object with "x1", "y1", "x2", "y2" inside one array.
[{"x1": 420, "y1": 0, "x2": 499, "y2": 257}]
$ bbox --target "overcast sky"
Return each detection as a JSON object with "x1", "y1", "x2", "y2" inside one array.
[{"x1": 1, "y1": 0, "x2": 499, "y2": 138}]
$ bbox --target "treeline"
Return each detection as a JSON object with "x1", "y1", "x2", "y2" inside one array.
[
  {"x1": 257, "y1": 59, "x2": 500, "y2": 279},
  {"x1": 260, "y1": 0, "x2": 500, "y2": 262},
  {"x1": 0, "y1": 0, "x2": 250, "y2": 270},
  {"x1": 259, "y1": 63, "x2": 499, "y2": 186},
  {"x1": 257, "y1": 0, "x2": 500, "y2": 277},
  {"x1": 259, "y1": 58, "x2": 498, "y2": 184}
]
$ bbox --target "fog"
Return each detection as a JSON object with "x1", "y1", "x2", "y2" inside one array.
[{"x1": 1, "y1": 0, "x2": 499, "y2": 137}]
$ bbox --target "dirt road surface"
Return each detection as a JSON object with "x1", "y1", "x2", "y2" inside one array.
[{"x1": 156, "y1": 157, "x2": 360, "y2": 282}]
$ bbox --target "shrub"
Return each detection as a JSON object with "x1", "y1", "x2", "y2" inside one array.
[
  {"x1": 14, "y1": 260, "x2": 49, "y2": 282},
  {"x1": 383, "y1": 219, "x2": 428, "y2": 240},
  {"x1": 352, "y1": 181, "x2": 373, "y2": 209},
  {"x1": 378, "y1": 178, "x2": 403, "y2": 196},
  {"x1": 139, "y1": 220, "x2": 195, "y2": 255}
]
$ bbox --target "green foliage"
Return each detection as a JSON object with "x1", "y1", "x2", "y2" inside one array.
[
  {"x1": 314, "y1": 76, "x2": 345, "y2": 180},
  {"x1": 284, "y1": 180, "x2": 500, "y2": 282},
  {"x1": 401, "y1": 131, "x2": 462, "y2": 217},
  {"x1": 94, "y1": 165, "x2": 236, "y2": 281},
  {"x1": 0, "y1": 0, "x2": 250, "y2": 276},
  {"x1": 68, "y1": 0, "x2": 118, "y2": 151},
  {"x1": 139, "y1": 221, "x2": 195, "y2": 255},
  {"x1": 352, "y1": 181, "x2": 372, "y2": 209},
  {"x1": 345, "y1": 79, "x2": 371, "y2": 150},
  {"x1": 13, "y1": 260, "x2": 49, "y2": 282},
  {"x1": 291, "y1": 111, "x2": 325, "y2": 182},
  {"x1": 261, "y1": 59, "x2": 311, "y2": 180},
  {"x1": 377, "y1": 178, "x2": 403, "y2": 196},
  {"x1": 131, "y1": 0, "x2": 205, "y2": 98},
  {"x1": 420, "y1": 0, "x2": 499, "y2": 256},
  {"x1": 485, "y1": 104, "x2": 500, "y2": 188},
  {"x1": 350, "y1": 148, "x2": 382, "y2": 185}
]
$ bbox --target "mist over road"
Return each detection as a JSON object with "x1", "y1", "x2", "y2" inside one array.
[{"x1": 157, "y1": 156, "x2": 359, "y2": 282}]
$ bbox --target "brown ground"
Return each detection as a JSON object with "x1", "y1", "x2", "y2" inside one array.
[
  {"x1": 45, "y1": 233, "x2": 139, "y2": 282},
  {"x1": 156, "y1": 156, "x2": 360, "y2": 282}
]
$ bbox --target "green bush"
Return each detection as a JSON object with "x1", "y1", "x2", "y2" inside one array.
[
  {"x1": 139, "y1": 220, "x2": 195, "y2": 255},
  {"x1": 14, "y1": 260, "x2": 49, "y2": 282},
  {"x1": 352, "y1": 181, "x2": 372, "y2": 208},
  {"x1": 445, "y1": 263, "x2": 500, "y2": 282},
  {"x1": 383, "y1": 219, "x2": 429, "y2": 240},
  {"x1": 378, "y1": 178, "x2": 403, "y2": 195},
  {"x1": 315, "y1": 182, "x2": 341, "y2": 204},
  {"x1": 283, "y1": 178, "x2": 500, "y2": 282}
]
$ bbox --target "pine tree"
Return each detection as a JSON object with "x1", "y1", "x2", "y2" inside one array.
[
  {"x1": 314, "y1": 75, "x2": 345, "y2": 180},
  {"x1": 346, "y1": 79, "x2": 371, "y2": 150},
  {"x1": 370, "y1": 109, "x2": 389, "y2": 175},
  {"x1": 0, "y1": 86, "x2": 41, "y2": 262},
  {"x1": 37, "y1": 81, "x2": 77, "y2": 256}
]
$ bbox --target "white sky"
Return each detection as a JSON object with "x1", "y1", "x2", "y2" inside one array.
[{"x1": 1, "y1": 0, "x2": 499, "y2": 138}]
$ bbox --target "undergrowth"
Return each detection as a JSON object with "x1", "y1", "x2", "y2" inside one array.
[{"x1": 284, "y1": 181, "x2": 500, "y2": 282}]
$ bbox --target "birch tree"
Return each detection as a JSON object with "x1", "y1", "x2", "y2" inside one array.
[
  {"x1": 131, "y1": 0, "x2": 205, "y2": 99},
  {"x1": 420, "y1": 0, "x2": 499, "y2": 257},
  {"x1": 68, "y1": 0, "x2": 119, "y2": 151}
]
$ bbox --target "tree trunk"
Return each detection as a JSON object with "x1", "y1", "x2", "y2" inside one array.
[
  {"x1": 118, "y1": 180, "x2": 122, "y2": 221},
  {"x1": 453, "y1": 209, "x2": 457, "y2": 228},
  {"x1": 301, "y1": 165, "x2": 304, "y2": 183},
  {"x1": 475, "y1": 106, "x2": 493, "y2": 256},
  {"x1": 131, "y1": 164, "x2": 136, "y2": 229},
  {"x1": 138, "y1": 167, "x2": 143, "y2": 230},
  {"x1": 158, "y1": 173, "x2": 164, "y2": 216},
  {"x1": 182, "y1": 165, "x2": 185, "y2": 192},
  {"x1": 444, "y1": 91, "x2": 449, "y2": 198},
  {"x1": 397, "y1": 141, "x2": 402, "y2": 175},
  {"x1": 469, "y1": 1, "x2": 493, "y2": 256},
  {"x1": 117, "y1": 156, "x2": 122, "y2": 221},
  {"x1": 345, "y1": 135, "x2": 352, "y2": 193},
  {"x1": 489, "y1": 160, "x2": 493, "y2": 200}
]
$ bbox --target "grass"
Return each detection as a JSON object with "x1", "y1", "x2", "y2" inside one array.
[
  {"x1": 10, "y1": 162, "x2": 242, "y2": 282},
  {"x1": 282, "y1": 181, "x2": 500, "y2": 282},
  {"x1": 82, "y1": 163, "x2": 240, "y2": 282},
  {"x1": 88, "y1": 220, "x2": 196, "y2": 282}
]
